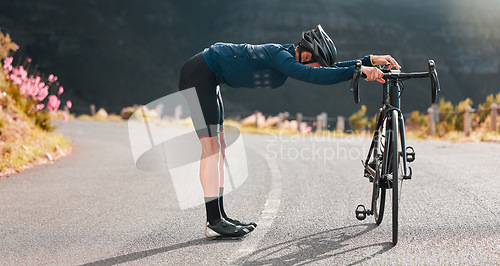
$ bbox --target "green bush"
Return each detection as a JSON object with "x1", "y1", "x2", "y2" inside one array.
[
  {"x1": 478, "y1": 92, "x2": 500, "y2": 123},
  {"x1": 408, "y1": 110, "x2": 427, "y2": 131},
  {"x1": 368, "y1": 113, "x2": 378, "y2": 131},
  {"x1": 0, "y1": 30, "x2": 18, "y2": 58},
  {"x1": 349, "y1": 105, "x2": 368, "y2": 132}
]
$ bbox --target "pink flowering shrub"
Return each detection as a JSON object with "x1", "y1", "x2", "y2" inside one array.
[
  {"x1": 46, "y1": 95, "x2": 61, "y2": 110},
  {"x1": 1, "y1": 36, "x2": 72, "y2": 131}
]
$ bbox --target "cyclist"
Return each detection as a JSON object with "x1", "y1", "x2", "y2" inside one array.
[{"x1": 178, "y1": 24, "x2": 401, "y2": 239}]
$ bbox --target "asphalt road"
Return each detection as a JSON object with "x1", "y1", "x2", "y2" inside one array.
[{"x1": 0, "y1": 120, "x2": 499, "y2": 265}]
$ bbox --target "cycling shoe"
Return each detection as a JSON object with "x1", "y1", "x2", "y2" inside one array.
[
  {"x1": 225, "y1": 217, "x2": 257, "y2": 228},
  {"x1": 205, "y1": 219, "x2": 254, "y2": 240}
]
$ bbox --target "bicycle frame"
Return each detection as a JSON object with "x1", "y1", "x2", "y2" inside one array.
[{"x1": 363, "y1": 80, "x2": 409, "y2": 182}]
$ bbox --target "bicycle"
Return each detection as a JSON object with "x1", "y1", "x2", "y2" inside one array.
[{"x1": 351, "y1": 59, "x2": 441, "y2": 245}]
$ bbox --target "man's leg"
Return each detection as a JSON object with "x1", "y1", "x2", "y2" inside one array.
[
  {"x1": 217, "y1": 128, "x2": 257, "y2": 228},
  {"x1": 200, "y1": 130, "x2": 254, "y2": 239},
  {"x1": 199, "y1": 135, "x2": 221, "y2": 226}
]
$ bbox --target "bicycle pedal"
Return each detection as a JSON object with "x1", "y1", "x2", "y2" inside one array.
[
  {"x1": 406, "y1": 146, "x2": 415, "y2": 163},
  {"x1": 355, "y1": 205, "x2": 368, "y2": 221}
]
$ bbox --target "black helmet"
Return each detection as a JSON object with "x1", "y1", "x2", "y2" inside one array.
[{"x1": 299, "y1": 24, "x2": 337, "y2": 67}]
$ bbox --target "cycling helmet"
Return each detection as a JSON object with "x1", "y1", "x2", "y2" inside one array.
[{"x1": 299, "y1": 24, "x2": 337, "y2": 67}]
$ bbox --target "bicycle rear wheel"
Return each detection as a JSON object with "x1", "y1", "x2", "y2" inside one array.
[
  {"x1": 390, "y1": 110, "x2": 399, "y2": 245},
  {"x1": 372, "y1": 121, "x2": 387, "y2": 225},
  {"x1": 372, "y1": 165, "x2": 386, "y2": 225}
]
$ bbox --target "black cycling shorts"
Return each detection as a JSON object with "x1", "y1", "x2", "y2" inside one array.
[{"x1": 178, "y1": 52, "x2": 223, "y2": 138}]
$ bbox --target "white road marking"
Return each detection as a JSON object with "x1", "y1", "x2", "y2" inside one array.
[{"x1": 228, "y1": 148, "x2": 283, "y2": 264}]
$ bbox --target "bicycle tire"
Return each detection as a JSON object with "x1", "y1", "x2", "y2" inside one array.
[
  {"x1": 372, "y1": 165, "x2": 386, "y2": 225},
  {"x1": 390, "y1": 110, "x2": 399, "y2": 245},
  {"x1": 372, "y1": 120, "x2": 387, "y2": 225}
]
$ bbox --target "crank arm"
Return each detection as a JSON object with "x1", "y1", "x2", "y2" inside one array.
[{"x1": 362, "y1": 160, "x2": 376, "y2": 178}]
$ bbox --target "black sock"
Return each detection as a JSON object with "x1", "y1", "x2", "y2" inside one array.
[
  {"x1": 218, "y1": 187, "x2": 228, "y2": 219},
  {"x1": 205, "y1": 196, "x2": 221, "y2": 226}
]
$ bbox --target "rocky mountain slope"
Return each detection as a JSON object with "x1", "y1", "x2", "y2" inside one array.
[{"x1": 1, "y1": 0, "x2": 499, "y2": 117}]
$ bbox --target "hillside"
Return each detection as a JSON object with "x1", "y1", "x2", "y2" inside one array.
[
  {"x1": 0, "y1": 0, "x2": 499, "y2": 117},
  {"x1": 0, "y1": 91, "x2": 71, "y2": 175}
]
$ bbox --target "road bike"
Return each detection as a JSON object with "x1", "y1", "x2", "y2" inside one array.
[{"x1": 351, "y1": 60, "x2": 440, "y2": 245}]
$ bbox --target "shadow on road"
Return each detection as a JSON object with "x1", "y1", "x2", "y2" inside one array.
[
  {"x1": 80, "y1": 224, "x2": 391, "y2": 265},
  {"x1": 79, "y1": 238, "x2": 208, "y2": 266},
  {"x1": 234, "y1": 223, "x2": 393, "y2": 265}
]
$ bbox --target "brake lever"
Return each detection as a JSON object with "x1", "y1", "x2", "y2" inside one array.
[
  {"x1": 429, "y1": 60, "x2": 441, "y2": 92},
  {"x1": 350, "y1": 60, "x2": 363, "y2": 103},
  {"x1": 428, "y1": 60, "x2": 440, "y2": 103}
]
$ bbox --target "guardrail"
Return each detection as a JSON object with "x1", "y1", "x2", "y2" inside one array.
[
  {"x1": 85, "y1": 102, "x2": 499, "y2": 136},
  {"x1": 246, "y1": 110, "x2": 345, "y2": 133},
  {"x1": 240, "y1": 103, "x2": 499, "y2": 135}
]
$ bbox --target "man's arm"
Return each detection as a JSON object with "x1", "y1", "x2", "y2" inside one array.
[
  {"x1": 271, "y1": 49, "x2": 399, "y2": 85},
  {"x1": 334, "y1": 55, "x2": 401, "y2": 70},
  {"x1": 334, "y1": 55, "x2": 373, "y2": 68},
  {"x1": 274, "y1": 53, "x2": 355, "y2": 85}
]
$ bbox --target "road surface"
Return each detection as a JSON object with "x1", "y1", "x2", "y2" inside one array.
[{"x1": 0, "y1": 120, "x2": 498, "y2": 265}]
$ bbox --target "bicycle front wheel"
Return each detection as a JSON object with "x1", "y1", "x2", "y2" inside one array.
[{"x1": 390, "y1": 110, "x2": 399, "y2": 245}]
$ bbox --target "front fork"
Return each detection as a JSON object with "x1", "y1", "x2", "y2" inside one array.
[
  {"x1": 398, "y1": 111, "x2": 410, "y2": 179},
  {"x1": 362, "y1": 108, "x2": 415, "y2": 185},
  {"x1": 398, "y1": 111, "x2": 415, "y2": 180}
]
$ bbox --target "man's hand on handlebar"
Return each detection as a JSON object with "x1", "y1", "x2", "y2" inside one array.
[
  {"x1": 361, "y1": 66, "x2": 385, "y2": 83},
  {"x1": 371, "y1": 55, "x2": 401, "y2": 70},
  {"x1": 361, "y1": 55, "x2": 401, "y2": 84}
]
